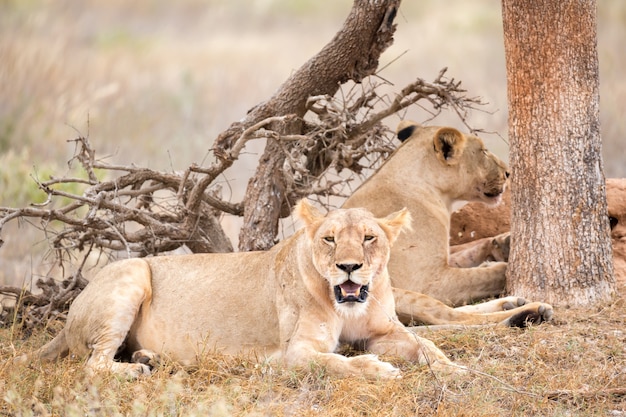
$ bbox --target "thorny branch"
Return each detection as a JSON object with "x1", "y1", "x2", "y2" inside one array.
[{"x1": 0, "y1": 69, "x2": 486, "y2": 329}]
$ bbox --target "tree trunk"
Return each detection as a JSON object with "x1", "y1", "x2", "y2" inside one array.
[
  {"x1": 213, "y1": 0, "x2": 401, "y2": 252},
  {"x1": 501, "y1": 0, "x2": 615, "y2": 306}
]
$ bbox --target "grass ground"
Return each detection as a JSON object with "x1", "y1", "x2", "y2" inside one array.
[{"x1": 1, "y1": 281, "x2": 625, "y2": 416}]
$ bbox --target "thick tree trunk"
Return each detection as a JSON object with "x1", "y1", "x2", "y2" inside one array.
[
  {"x1": 214, "y1": 0, "x2": 400, "y2": 252},
  {"x1": 502, "y1": 0, "x2": 615, "y2": 306}
]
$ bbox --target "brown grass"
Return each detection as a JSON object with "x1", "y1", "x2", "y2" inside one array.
[{"x1": 2, "y1": 283, "x2": 626, "y2": 416}]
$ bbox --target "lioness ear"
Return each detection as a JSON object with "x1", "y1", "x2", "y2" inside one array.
[
  {"x1": 294, "y1": 199, "x2": 325, "y2": 240},
  {"x1": 379, "y1": 208, "x2": 412, "y2": 245},
  {"x1": 294, "y1": 199, "x2": 324, "y2": 228},
  {"x1": 396, "y1": 120, "x2": 420, "y2": 142},
  {"x1": 433, "y1": 127, "x2": 466, "y2": 165}
]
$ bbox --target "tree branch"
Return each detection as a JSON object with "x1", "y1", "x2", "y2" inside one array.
[{"x1": 219, "y1": 0, "x2": 402, "y2": 251}]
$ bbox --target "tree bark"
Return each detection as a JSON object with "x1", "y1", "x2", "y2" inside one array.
[
  {"x1": 214, "y1": 0, "x2": 401, "y2": 252},
  {"x1": 502, "y1": 0, "x2": 615, "y2": 306}
]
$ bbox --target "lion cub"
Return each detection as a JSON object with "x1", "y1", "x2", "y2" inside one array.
[{"x1": 26, "y1": 200, "x2": 460, "y2": 379}]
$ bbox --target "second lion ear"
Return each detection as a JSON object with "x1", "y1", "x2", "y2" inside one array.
[
  {"x1": 379, "y1": 208, "x2": 412, "y2": 245},
  {"x1": 294, "y1": 199, "x2": 324, "y2": 240},
  {"x1": 433, "y1": 127, "x2": 467, "y2": 165}
]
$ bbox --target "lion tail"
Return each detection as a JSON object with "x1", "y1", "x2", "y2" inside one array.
[
  {"x1": 37, "y1": 329, "x2": 70, "y2": 361},
  {"x1": 14, "y1": 329, "x2": 69, "y2": 366}
]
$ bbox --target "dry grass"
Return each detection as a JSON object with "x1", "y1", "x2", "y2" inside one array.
[{"x1": 2, "y1": 284, "x2": 626, "y2": 416}]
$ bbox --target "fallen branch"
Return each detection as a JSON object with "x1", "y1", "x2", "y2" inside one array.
[{"x1": 545, "y1": 387, "x2": 626, "y2": 402}]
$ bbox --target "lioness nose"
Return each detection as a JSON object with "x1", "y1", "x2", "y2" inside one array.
[
  {"x1": 336, "y1": 263, "x2": 363, "y2": 273},
  {"x1": 505, "y1": 171, "x2": 510, "y2": 179}
]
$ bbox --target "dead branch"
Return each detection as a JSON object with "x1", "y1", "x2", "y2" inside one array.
[
  {"x1": 0, "y1": 114, "x2": 291, "y2": 258},
  {"x1": 0, "y1": 259, "x2": 89, "y2": 331},
  {"x1": 545, "y1": 387, "x2": 626, "y2": 403}
]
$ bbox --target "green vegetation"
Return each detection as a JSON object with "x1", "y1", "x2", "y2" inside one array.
[
  {"x1": 1, "y1": 150, "x2": 56, "y2": 206},
  {"x1": 0, "y1": 149, "x2": 99, "y2": 208}
]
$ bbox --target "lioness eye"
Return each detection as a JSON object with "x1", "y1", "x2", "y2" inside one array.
[
  {"x1": 323, "y1": 236, "x2": 335, "y2": 243},
  {"x1": 364, "y1": 235, "x2": 375, "y2": 242}
]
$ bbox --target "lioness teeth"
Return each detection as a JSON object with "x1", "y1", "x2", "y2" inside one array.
[
  {"x1": 341, "y1": 286, "x2": 360, "y2": 296},
  {"x1": 334, "y1": 282, "x2": 369, "y2": 303}
]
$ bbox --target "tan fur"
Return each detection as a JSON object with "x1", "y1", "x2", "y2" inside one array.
[
  {"x1": 344, "y1": 121, "x2": 531, "y2": 309},
  {"x1": 29, "y1": 201, "x2": 466, "y2": 379},
  {"x1": 449, "y1": 233, "x2": 510, "y2": 268},
  {"x1": 450, "y1": 178, "x2": 626, "y2": 284}
]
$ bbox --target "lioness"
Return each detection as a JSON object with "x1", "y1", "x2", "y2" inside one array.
[
  {"x1": 28, "y1": 201, "x2": 456, "y2": 378},
  {"x1": 27, "y1": 201, "x2": 548, "y2": 378},
  {"x1": 344, "y1": 121, "x2": 517, "y2": 307}
]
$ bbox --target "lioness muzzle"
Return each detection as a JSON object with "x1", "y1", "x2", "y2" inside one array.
[{"x1": 334, "y1": 281, "x2": 369, "y2": 303}]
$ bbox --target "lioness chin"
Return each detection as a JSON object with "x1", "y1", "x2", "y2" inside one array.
[{"x1": 25, "y1": 200, "x2": 461, "y2": 379}]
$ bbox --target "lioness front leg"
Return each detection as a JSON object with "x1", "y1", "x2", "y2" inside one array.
[
  {"x1": 285, "y1": 343, "x2": 400, "y2": 379},
  {"x1": 449, "y1": 233, "x2": 510, "y2": 267},
  {"x1": 454, "y1": 296, "x2": 528, "y2": 313},
  {"x1": 430, "y1": 262, "x2": 509, "y2": 306},
  {"x1": 280, "y1": 311, "x2": 401, "y2": 379},
  {"x1": 393, "y1": 288, "x2": 553, "y2": 328},
  {"x1": 367, "y1": 326, "x2": 463, "y2": 374}
]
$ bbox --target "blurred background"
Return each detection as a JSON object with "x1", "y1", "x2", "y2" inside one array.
[{"x1": 1, "y1": 0, "x2": 624, "y2": 287}]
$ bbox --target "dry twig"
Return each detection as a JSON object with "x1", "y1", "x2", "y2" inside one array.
[{"x1": 545, "y1": 387, "x2": 626, "y2": 403}]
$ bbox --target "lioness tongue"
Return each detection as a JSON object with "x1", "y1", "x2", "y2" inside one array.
[{"x1": 340, "y1": 281, "x2": 361, "y2": 296}]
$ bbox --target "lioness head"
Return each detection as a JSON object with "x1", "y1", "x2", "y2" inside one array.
[
  {"x1": 397, "y1": 120, "x2": 510, "y2": 205},
  {"x1": 295, "y1": 200, "x2": 410, "y2": 316}
]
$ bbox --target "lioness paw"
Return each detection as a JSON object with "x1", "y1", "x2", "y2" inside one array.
[
  {"x1": 430, "y1": 361, "x2": 468, "y2": 376},
  {"x1": 375, "y1": 361, "x2": 402, "y2": 379},
  {"x1": 350, "y1": 354, "x2": 401, "y2": 379},
  {"x1": 537, "y1": 303, "x2": 554, "y2": 321},
  {"x1": 501, "y1": 297, "x2": 527, "y2": 310},
  {"x1": 506, "y1": 302, "x2": 553, "y2": 327},
  {"x1": 131, "y1": 349, "x2": 161, "y2": 370},
  {"x1": 87, "y1": 361, "x2": 152, "y2": 380},
  {"x1": 124, "y1": 363, "x2": 152, "y2": 379}
]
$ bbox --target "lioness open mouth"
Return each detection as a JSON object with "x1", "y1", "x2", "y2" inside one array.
[
  {"x1": 483, "y1": 190, "x2": 503, "y2": 199},
  {"x1": 334, "y1": 280, "x2": 368, "y2": 303},
  {"x1": 483, "y1": 189, "x2": 505, "y2": 205}
]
